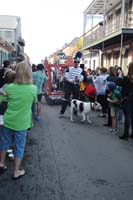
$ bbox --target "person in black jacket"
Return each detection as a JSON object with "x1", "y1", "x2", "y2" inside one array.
[{"x1": 119, "y1": 62, "x2": 133, "y2": 140}]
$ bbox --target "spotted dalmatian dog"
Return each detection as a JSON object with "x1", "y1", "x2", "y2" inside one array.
[{"x1": 70, "y1": 99, "x2": 100, "y2": 123}]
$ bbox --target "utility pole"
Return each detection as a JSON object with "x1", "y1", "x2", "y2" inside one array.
[
  {"x1": 101, "y1": 0, "x2": 107, "y2": 68},
  {"x1": 120, "y1": 0, "x2": 125, "y2": 68}
]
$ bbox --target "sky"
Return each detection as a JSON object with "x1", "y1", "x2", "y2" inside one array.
[{"x1": 0, "y1": 0, "x2": 92, "y2": 64}]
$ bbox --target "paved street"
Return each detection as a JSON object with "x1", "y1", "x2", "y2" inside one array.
[{"x1": 1, "y1": 100, "x2": 133, "y2": 200}]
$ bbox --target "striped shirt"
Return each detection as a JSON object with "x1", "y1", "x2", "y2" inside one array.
[{"x1": 65, "y1": 66, "x2": 83, "y2": 83}]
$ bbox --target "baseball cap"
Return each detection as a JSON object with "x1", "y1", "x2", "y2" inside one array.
[
  {"x1": 108, "y1": 82, "x2": 116, "y2": 89},
  {"x1": 74, "y1": 57, "x2": 80, "y2": 63}
]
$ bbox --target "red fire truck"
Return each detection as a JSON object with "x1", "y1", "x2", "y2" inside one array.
[{"x1": 44, "y1": 58, "x2": 74, "y2": 104}]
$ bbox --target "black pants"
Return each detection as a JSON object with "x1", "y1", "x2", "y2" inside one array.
[
  {"x1": 97, "y1": 94, "x2": 107, "y2": 114},
  {"x1": 0, "y1": 102, "x2": 7, "y2": 115},
  {"x1": 107, "y1": 105, "x2": 112, "y2": 125},
  {"x1": 60, "y1": 82, "x2": 79, "y2": 114},
  {"x1": 122, "y1": 98, "x2": 133, "y2": 136},
  {"x1": 79, "y1": 91, "x2": 85, "y2": 101}
]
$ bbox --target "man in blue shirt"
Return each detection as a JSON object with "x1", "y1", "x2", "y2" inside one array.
[{"x1": 33, "y1": 64, "x2": 47, "y2": 120}]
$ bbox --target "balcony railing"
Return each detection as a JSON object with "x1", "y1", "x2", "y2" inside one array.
[{"x1": 83, "y1": 11, "x2": 133, "y2": 49}]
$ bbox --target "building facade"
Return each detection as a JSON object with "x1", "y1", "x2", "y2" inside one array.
[
  {"x1": 0, "y1": 37, "x2": 15, "y2": 65},
  {"x1": 83, "y1": 0, "x2": 133, "y2": 73},
  {"x1": 0, "y1": 15, "x2": 25, "y2": 64},
  {"x1": 63, "y1": 37, "x2": 80, "y2": 58}
]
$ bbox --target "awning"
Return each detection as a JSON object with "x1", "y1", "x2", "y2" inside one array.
[{"x1": 84, "y1": 0, "x2": 117, "y2": 15}]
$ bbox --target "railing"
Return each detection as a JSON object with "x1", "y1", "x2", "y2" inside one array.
[
  {"x1": 83, "y1": 11, "x2": 133, "y2": 49},
  {"x1": 123, "y1": 10, "x2": 133, "y2": 28}
]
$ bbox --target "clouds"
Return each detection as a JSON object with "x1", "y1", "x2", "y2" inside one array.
[{"x1": 0, "y1": 0, "x2": 91, "y2": 64}]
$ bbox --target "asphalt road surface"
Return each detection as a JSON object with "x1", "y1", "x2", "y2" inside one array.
[{"x1": 1, "y1": 100, "x2": 133, "y2": 200}]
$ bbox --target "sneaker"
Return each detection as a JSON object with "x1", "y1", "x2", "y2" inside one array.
[
  {"x1": 119, "y1": 135, "x2": 128, "y2": 140},
  {"x1": 8, "y1": 153, "x2": 14, "y2": 161},
  {"x1": 98, "y1": 114, "x2": 106, "y2": 117},
  {"x1": 35, "y1": 116, "x2": 41, "y2": 121},
  {"x1": 109, "y1": 128, "x2": 117, "y2": 133}
]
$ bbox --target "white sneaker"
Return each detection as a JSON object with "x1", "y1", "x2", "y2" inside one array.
[{"x1": 109, "y1": 128, "x2": 117, "y2": 133}]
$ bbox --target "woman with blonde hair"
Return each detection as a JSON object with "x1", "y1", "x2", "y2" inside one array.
[{"x1": 0, "y1": 61, "x2": 37, "y2": 179}]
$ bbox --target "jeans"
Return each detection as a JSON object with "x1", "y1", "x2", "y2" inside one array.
[
  {"x1": 118, "y1": 109, "x2": 123, "y2": 121},
  {"x1": 32, "y1": 103, "x2": 37, "y2": 116},
  {"x1": 0, "y1": 126, "x2": 27, "y2": 158}
]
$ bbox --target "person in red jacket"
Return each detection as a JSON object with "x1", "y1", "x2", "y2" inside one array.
[{"x1": 84, "y1": 77, "x2": 97, "y2": 102}]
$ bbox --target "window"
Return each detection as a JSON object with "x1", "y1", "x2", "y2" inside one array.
[
  {"x1": 89, "y1": 60, "x2": 91, "y2": 68},
  {"x1": 108, "y1": 13, "x2": 113, "y2": 21},
  {"x1": 123, "y1": 48, "x2": 129, "y2": 72},
  {"x1": 107, "y1": 53, "x2": 111, "y2": 68},
  {"x1": 107, "y1": 14, "x2": 113, "y2": 32},
  {"x1": 114, "y1": 51, "x2": 120, "y2": 66},
  {"x1": 116, "y1": 8, "x2": 121, "y2": 16},
  {"x1": 5, "y1": 31, "x2": 12, "y2": 39},
  {"x1": 84, "y1": 60, "x2": 88, "y2": 64},
  {"x1": 115, "y1": 8, "x2": 121, "y2": 28},
  {"x1": 125, "y1": 0, "x2": 132, "y2": 10},
  {"x1": 93, "y1": 60, "x2": 96, "y2": 70}
]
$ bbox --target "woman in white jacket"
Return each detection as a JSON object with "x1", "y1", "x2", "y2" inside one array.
[{"x1": 94, "y1": 67, "x2": 108, "y2": 117}]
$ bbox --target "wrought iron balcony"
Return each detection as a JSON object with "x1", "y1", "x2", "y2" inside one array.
[{"x1": 83, "y1": 11, "x2": 133, "y2": 49}]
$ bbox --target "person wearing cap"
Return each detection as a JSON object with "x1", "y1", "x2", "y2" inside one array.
[
  {"x1": 107, "y1": 82, "x2": 121, "y2": 133},
  {"x1": 104, "y1": 66, "x2": 117, "y2": 126},
  {"x1": 32, "y1": 64, "x2": 48, "y2": 120},
  {"x1": 59, "y1": 58, "x2": 83, "y2": 117}
]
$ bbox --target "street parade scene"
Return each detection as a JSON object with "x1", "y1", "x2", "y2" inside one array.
[{"x1": 0, "y1": 0, "x2": 133, "y2": 200}]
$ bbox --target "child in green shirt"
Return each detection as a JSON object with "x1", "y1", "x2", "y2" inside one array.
[{"x1": 107, "y1": 82, "x2": 121, "y2": 133}]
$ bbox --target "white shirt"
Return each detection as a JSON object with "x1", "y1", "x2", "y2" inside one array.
[
  {"x1": 94, "y1": 74, "x2": 109, "y2": 95},
  {"x1": 65, "y1": 66, "x2": 83, "y2": 83}
]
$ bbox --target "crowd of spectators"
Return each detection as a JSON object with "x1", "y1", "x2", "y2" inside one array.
[
  {"x1": 85, "y1": 64, "x2": 133, "y2": 140},
  {"x1": 58, "y1": 59, "x2": 133, "y2": 141},
  {"x1": 0, "y1": 57, "x2": 132, "y2": 180}
]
